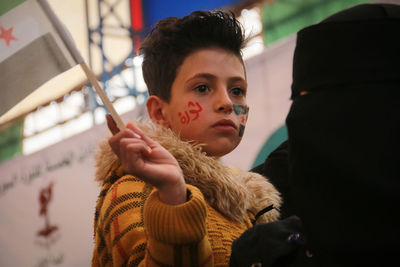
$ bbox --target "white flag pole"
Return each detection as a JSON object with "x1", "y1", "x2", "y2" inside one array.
[
  {"x1": 79, "y1": 62, "x2": 125, "y2": 129},
  {"x1": 37, "y1": 0, "x2": 125, "y2": 130}
]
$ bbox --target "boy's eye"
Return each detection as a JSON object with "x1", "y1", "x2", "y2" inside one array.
[
  {"x1": 230, "y1": 87, "x2": 245, "y2": 96},
  {"x1": 194, "y1": 85, "x2": 210, "y2": 93}
]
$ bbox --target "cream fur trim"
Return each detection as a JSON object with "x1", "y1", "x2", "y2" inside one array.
[{"x1": 95, "y1": 121, "x2": 281, "y2": 223}]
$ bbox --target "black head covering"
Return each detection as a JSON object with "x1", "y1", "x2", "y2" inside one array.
[
  {"x1": 291, "y1": 3, "x2": 400, "y2": 98},
  {"x1": 286, "y1": 3, "x2": 400, "y2": 266}
]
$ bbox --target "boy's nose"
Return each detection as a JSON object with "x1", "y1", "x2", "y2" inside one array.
[{"x1": 215, "y1": 89, "x2": 233, "y2": 113}]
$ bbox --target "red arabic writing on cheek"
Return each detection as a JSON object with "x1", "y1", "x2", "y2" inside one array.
[
  {"x1": 178, "y1": 101, "x2": 203, "y2": 124},
  {"x1": 178, "y1": 111, "x2": 190, "y2": 124}
]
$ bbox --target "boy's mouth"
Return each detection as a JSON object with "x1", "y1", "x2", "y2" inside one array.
[{"x1": 212, "y1": 119, "x2": 237, "y2": 129}]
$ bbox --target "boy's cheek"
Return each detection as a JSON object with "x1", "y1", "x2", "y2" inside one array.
[
  {"x1": 234, "y1": 104, "x2": 249, "y2": 137},
  {"x1": 233, "y1": 104, "x2": 247, "y2": 116},
  {"x1": 177, "y1": 101, "x2": 203, "y2": 125},
  {"x1": 238, "y1": 114, "x2": 248, "y2": 137},
  {"x1": 233, "y1": 104, "x2": 249, "y2": 123},
  {"x1": 238, "y1": 114, "x2": 248, "y2": 125}
]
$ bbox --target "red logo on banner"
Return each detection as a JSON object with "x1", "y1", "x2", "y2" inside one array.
[{"x1": 35, "y1": 182, "x2": 60, "y2": 248}]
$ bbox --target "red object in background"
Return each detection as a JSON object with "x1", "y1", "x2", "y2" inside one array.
[
  {"x1": 130, "y1": 0, "x2": 143, "y2": 31},
  {"x1": 36, "y1": 182, "x2": 60, "y2": 249}
]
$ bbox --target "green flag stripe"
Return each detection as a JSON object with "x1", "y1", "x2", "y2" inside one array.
[
  {"x1": 0, "y1": 0, "x2": 26, "y2": 16},
  {"x1": 262, "y1": 0, "x2": 370, "y2": 45}
]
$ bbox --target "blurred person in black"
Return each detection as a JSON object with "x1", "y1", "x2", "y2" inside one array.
[{"x1": 231, "y1": 3, "x2": 400, "y2": 267}]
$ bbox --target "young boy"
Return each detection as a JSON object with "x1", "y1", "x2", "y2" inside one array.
[{"x1": 92, "y1": 11, "x2": 281, "y2": 266}]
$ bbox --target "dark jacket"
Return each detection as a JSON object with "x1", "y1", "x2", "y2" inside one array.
[
  {"x1": 251, "y1": 141, "x2": 294, "y2": 219},
  {"x1": 231, "y1": 3, "x2": 400, "y2": 267},
  {"x1": 286, "y1": 3, "x2": 400, "y2": 266}
]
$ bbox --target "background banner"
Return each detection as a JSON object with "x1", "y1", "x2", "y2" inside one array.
[{"x1": 0, "y1": 121, "x2": 102, "y2": 266}]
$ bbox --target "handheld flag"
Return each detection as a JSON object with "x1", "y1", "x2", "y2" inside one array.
[
  {"x1": 0, "y1": 0, "x2": 125, "y2": 129},
  {"x1": 0, "y1": 0, "x2": 77, "y2": 116}
]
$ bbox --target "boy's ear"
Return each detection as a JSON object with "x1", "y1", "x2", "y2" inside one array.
[{"x1": 146, "y1": 95, "x2": 170, "y2": 128}]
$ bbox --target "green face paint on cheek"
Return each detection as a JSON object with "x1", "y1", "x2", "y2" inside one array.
[{"x1": 233, "y1": 104, "x2": 248, "y2": 115}]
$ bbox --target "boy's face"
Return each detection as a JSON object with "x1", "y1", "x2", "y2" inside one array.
[{"x1": 162, "y1": 48, "x2": 249, "y2": 157}]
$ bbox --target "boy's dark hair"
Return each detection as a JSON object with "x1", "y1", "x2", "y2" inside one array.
[{"x1": 139, "y1": 10, "x2": 246, "y2": 102}]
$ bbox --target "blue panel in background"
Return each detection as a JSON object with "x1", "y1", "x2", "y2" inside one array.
[
  {"x1": 252, "y1": 125, "x2": 288, "y2": 168},
  {"x1": 142, "y1": 0, "x2": 243, "y2": 32}
]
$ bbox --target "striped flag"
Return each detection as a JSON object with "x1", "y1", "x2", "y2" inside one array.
[{"x1": 0, "y1": 0, "x2": 80, "y2": 116}]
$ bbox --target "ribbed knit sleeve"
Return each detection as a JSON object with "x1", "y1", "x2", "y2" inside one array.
[
  {"x1": 144, "y1": 184, "x2": 207, "y2": 244},
  {"x1": 142, "y1": 184, "x2": 213, "y2": 266}
]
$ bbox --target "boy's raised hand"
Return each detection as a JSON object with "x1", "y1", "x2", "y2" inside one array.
[{"x1": 106, "y1": 114, "x2": 187, "y2": 205}]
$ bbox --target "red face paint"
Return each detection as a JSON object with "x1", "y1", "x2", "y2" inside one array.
[
  {"x1": 178, "y1": 101, "x2": 203, "y2": 124},
  {"x1": 178, "y1": 111, "x2": 190, "y2": 124}
]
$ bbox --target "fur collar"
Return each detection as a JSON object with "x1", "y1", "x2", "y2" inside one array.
[{"x1": 95, "y1": 121, "x2": 281, "y2": 224}]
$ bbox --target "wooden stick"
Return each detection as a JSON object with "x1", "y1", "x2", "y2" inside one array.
[
  {"x1": 39, "y1": 0, "x2": 125, "y2": 130},
  {"x1": 80, "y1": 62, "x2": 125, "y2": 130}
]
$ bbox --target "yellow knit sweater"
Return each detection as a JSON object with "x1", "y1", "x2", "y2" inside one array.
[
  {"x1": 92, "y1": 164, "x2": 254, "y2": 266},
  {"x1": 92, "y1": 122, "x2": 281, "y2": 266}
]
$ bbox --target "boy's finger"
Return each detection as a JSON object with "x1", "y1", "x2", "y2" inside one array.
[
  {"x1": 126, "y1": 122, "x2": 156, "y2": 145},
  {"x1": 110, "y1": 129, "x2": 139, "y2": 146},
  {"x1": 123, "y1": 139, "x2": 152, "y2": 155},
  {"x1": 108, "y1": 128, "x2": 140, "y2": 157},
  {"x1": 106, "y1": 114, "x2": 120, "y2": 135}
]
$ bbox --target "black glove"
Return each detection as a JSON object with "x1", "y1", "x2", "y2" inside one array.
[{"x1": 230, "y1": 216, "x2": 315, "y2": 267}]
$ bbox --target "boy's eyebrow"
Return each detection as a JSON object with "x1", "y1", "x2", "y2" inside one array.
[{"x1": 186, "y1": 73, "x2": 247, "y2": 84}]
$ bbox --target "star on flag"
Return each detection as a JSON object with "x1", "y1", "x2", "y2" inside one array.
[{"x1": 0, "y1": 25, "x2": 18, "y2": 46}]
